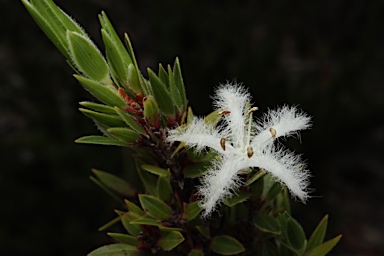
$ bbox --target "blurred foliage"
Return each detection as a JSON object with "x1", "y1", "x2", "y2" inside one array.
[{"x1": 1, "y1": 0, "x2": 384, "y2": 255}]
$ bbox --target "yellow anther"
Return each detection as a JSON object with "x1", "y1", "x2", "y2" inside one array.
[
  {"x1": 219, "y1": 110, "x2": 231, "y2": 115},
  {"x1": 247, "y1": 107, "x2": 258, "y2": 115},
  {"x1": 269, "y1": 128, "x2": 277, "y2": 140},
  {"x1": 247, "y1": 146, "x2": 253, "y2": 158},
  {"x1": 220, "y1": 138, "x2": 226, "y2": 151}
]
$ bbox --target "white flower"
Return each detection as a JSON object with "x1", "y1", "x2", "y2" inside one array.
[{"x1": 167, "y1": 84, "x2": 312, "y2": 218}]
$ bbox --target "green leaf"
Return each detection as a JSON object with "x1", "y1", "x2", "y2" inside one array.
[
  {"x1": 308, "y1": 235, "x2": 342, "y2": 256},
  {"x1": 107, "y1": 127, "x2": 140, "y2": 143},
  {"x1": 141, "y1": 165, "x2": 170, "y2": 177},
  {"x1": 87, "y1": 244, "x2": 137, "y2": 256},
  {"x1": 124, "y1": 199, "x2": 145, "y2": 216},
  {"x1": 101, "y1": 29, "x2": 129, "y2": 87},
  {"x1": 108, "y1": 233, "x2": 141, "y2": 247},
  {"x1": 147, "y1": 68, "x2": 175, "y2": 115},
  {"x1": 138, "y1": 194, "x2": 171, "y2": 220},
  {"x1": 75, "y1": 75, "x2": 126, "y2": 108},
  {"x1": 173, "y1": 57, "x2": 187, "y2": 110},
  {"x1": 80, "y1": 108, "x2": 125, "y2": 127},
  {"x1": 157, "y1": 176, "x2": 172, "y2": 202},
  {"x1": 182, "y1": 201, "x2": 203, "y2": 221},
  {"x1": 80, "y1": 101, "x2": 117, "y2": 114},
  {"x1": 22, "y1": 0, "x2": 69, "y2": 58},
  {"x1": 99, "y1": 12, "x2": 131, "y2": 61},
  {"x1": 121, "y1": 212, "x2": 142, "y2": 236},
  {"x1": 195, "y1": 226, "x2": 210, "y2": 239},
  {"x1": 210, "y1": 235, "x2": 245, "y2": 255},
  {"x1": 158, "y1": 226, "x2": 183, "y2": 232},
  {"x1": 98, "y1": 215, "x2": 122, "y2": 232},
  {"x1": 90, "y1": 176, "x2": 122, "y2": 204},
  {"x1": 67, "y1": 31, "x2": 111, "y2": 84},
  {"x1": 158, "y1": 64, "x2": 169, "y2": 86},
  {"x1": 224, "y1": 191, "x2": 250, "y2": 207},
  {"x1": 157, "y1": 231, "x2": 185, "y2": 251},
  {"x1": 307, "y1": 215, "x2": 328, "y2": 251},
  {"x1": 281, "y1": 212, "x2": 307, "y2": 253},
  {"x1": 143, "y1": 96, "x2": 160, "y2": 129},
  {"x1": 188, "y1": 249, "x2": 204, "y2": 256},
  {"x1": 75, "y1": 135, "x2": 127, "y2": 146},
  {"x1": 114, "y1": 107, "x2": 145, "y2": 135},
  {"x1": 130, "y1": 217, "x2": 160, "y2": 226},
  {"x1": 265, "y1": 182, "x2": 282, "y2": 201},
  {"x1": 137, "y1": 166, "x2": 158, "y2": 196},
  {"x1": 43, "y1": 0, "x2": 85, "y2": 34},
  {"x1": 245, "y1": 169, "x2": 266, "y2": 186},
  {"x1": 127, "y1": 64, "x2": 142, "y2": 94},
  {"x1": 92, "y1": 169, "x2": 135, "y2": 197},
  {"x1": 124, "y1": 33, "x2": 149, "y2": 95},
  {"x1": 167, "y1": 65, "x2": 183, "y2": 110},
  {"x1": 254, "y1": 214, "x2": 281, "y2": 235},
  {"x1": 204, "y1": 110, "x2": 222, "y2": 126},
  {"x1": 183, "y1": 161, "x2": 210, "y2": 178}
]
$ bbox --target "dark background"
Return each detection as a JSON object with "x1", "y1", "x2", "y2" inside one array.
[{"x1": 2, "y1": 0, "x2": 383, "y2": 255}]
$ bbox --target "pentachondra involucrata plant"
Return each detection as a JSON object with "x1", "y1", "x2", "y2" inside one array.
[{"x1": 22, "y1": 1, "x2": 341, "y2": 255}]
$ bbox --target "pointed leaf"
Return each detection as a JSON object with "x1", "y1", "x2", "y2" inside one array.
[
  {"x1": 168, "y1": 65, "x2": 183, "y2": 110},
  {"x1": 183, "y1": 161, "x2": 210, "y2": 178},
  {"x1": 108, "y1": 233, "x2": 141, "y2": 247},
  {"x1": 80, "y1": 108, "x2": 125, "y2": 127},
  {"x1": 22, "y1": 0, "x2": 69, "y2": 58},
  {"x1": 67, "y1": 31, "x2": 111, "y2": 84},
  {"x1": 157, "y1": 176, "x2": 172, "y2": 202},
  {"x1": 224, "y1": 191, "x2": 250, "y2": 207},
  {"x1": 101, "y1": 29, "x2": 128, "y2": 86},
  {"x1": 284, "y1": 214, "x2": 307, "y2": 253},
  {"x1": 127, "y1": 64, "x2": 142, "y2": 94},
  {"x1": 124, "y1": 33, "x2": 149, "y2": 95},
  {"x1": 307, "y1": 215, "x2": 328, "y2": 251},
  {"x1": 204, "y1": 110, "x2": 222, "y2": 126},
  {"x1": 210, "y1": 235, "x2": 245, "y2": 255},
  {"x1": 130, "y1": 217, "x2": 160, "y2": 226},
  {"x1": 75, "y1": 135, "x2": 126, "y2": 146},
  {"x1": 138, "y1": 194, "x2": 171, "y2": 220},
  {"x1": 141, "y1": 165, "x2": 170, "y2": 177},
  {"x1": 114, "y1": 107, "x2": 145, "y2": 135},
  {"x1": 182, "y1": 201, "x2": 203, "y2": 221},
  {"x1": 195, "y1": 226, "x2": 210, "y2": 239},
  {"x1": 87, "y1": 244, "x2": 137, "y2": 256},
  {"x1": 43, "y1": 0, "x2": 85, "y2": 35},
  {"x1": 80, "y1": 101, "x2": 117, "y2": 114},
  {"x1": 254, "y1": 214, "x2": 281, "y2": 235},
  {"x1": 147, "y1": 68, "x2": 175, "y2": 115},
  {"x1": 158, "y1": 64, "x2": 169, "y2": 87},
  {"x1": 245, "y1": 169, "x2": 266, "y2": 186},
  {"x1": 173, "y1": 57, "x2": 187, "y2": 109},
  {"x1": 75, "y1": 75, "x2": 126, "y2": 108},
  {"x1": 158, "y1": 231, "x2": 185, "y2": 251},
  {"x1": 308, "y1": 235, "x2": 342, "y2": 256},
  {"x1": 137, "y1": 167, "x2": 158, "y2": 196},
  {"x1": 107, "y1": 127, "x2": 140, "y2": 143},
  {"x1": 188, "y1": 249, "x2": 204, "y2": 256},
  {"x1": 92, "y1": 169, "x2": 135, "y2": 197},
  {"x1": 121, "y1": 212, "x2": 142, "y2": 236},
  {"x1": 124, "y1": 199, "x2": 145, "y2": 216},
  {"x1": 99, "y1": 12, "x2": 131, "y2": 61}
]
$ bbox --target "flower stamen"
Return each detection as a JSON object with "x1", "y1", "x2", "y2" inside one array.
[
  {"x1": 247, "y1": 146, "x2": 253, "y2": 158},
  {"x1": 219, "y1": 110, "x2": 231, "y2": 115},
  {"x1": 220, "y1": 138, "x2": 226, "y2": 151},
  {"x1": 269, "y1": 128, "x2": 277, "y2": 140},
  {"x1": 247, "y1": 107, "x2": 258, "y2": 115}
]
